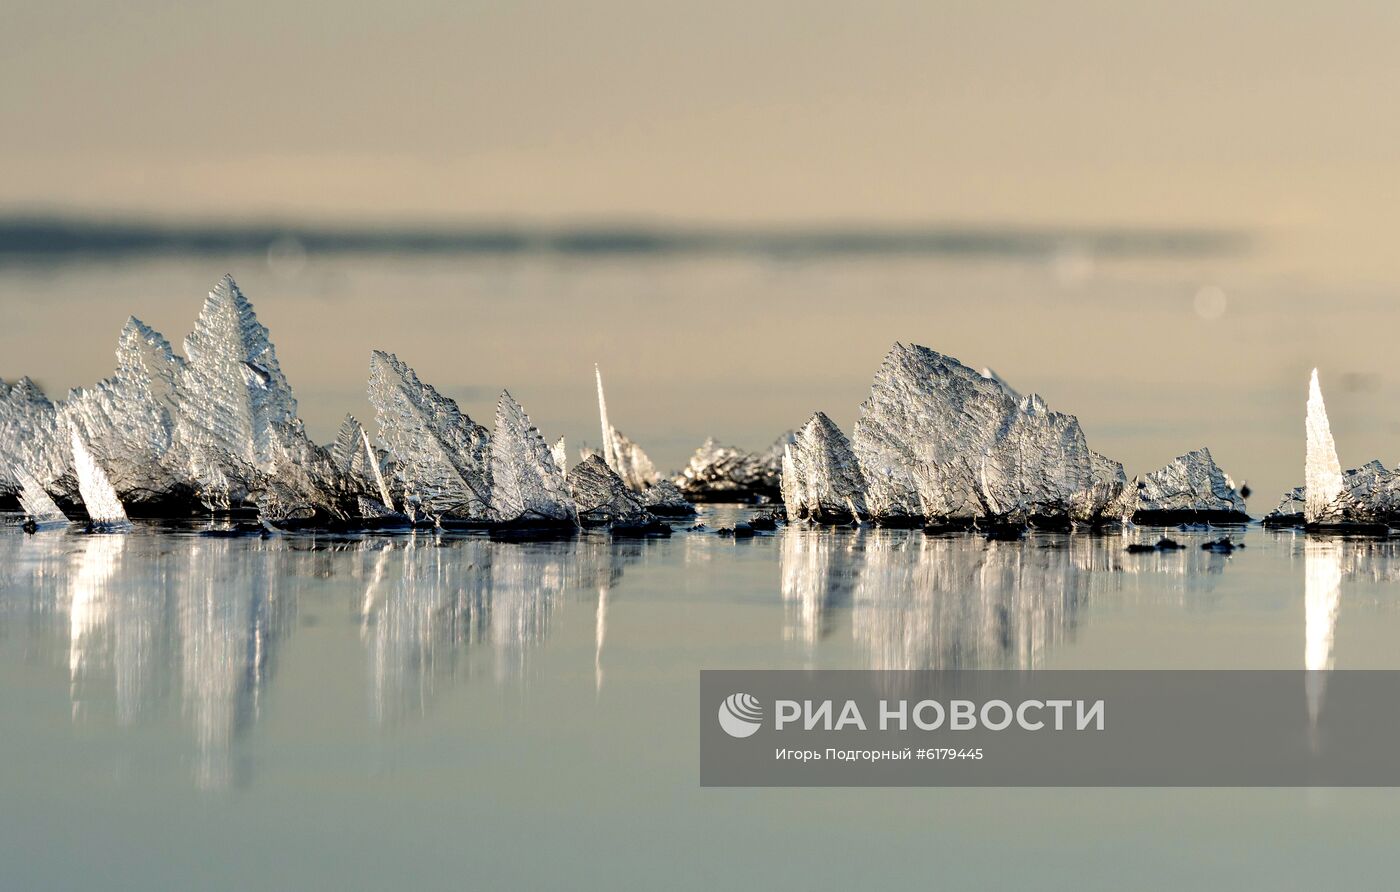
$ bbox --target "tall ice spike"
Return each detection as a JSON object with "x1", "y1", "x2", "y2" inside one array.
[{"x1": 1305, "y1": 369, "x2": 1345, "y2": 524}]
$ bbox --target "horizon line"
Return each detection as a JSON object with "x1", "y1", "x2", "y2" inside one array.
[{"x1": 0, "y1": 212, "x2": 1250, "y2": 262}]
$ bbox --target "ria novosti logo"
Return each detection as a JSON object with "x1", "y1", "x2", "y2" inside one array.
[{"x1": 718, "y1": 693, "x2": 764, "y2": 738}]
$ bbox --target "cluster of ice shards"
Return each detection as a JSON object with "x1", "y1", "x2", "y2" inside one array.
[
  {"x1": 3, "y1": 276, "x2": 381, "y2": 527},
  {"x1": 60, "y1": 317, "x2": 190, "y2": 512},
  {"x1": 785, "y1": 343, "x2": 1239, "y2": 527},
  {"x1": 1265, "y1": 370, "x2": 1400, "y2": 529},
  {"x1": 5, "y1": 280, "x2": 1267, "y2": 536},
  {"x1": 674, "y1": 433, "x2": 790, "y2": 502}
]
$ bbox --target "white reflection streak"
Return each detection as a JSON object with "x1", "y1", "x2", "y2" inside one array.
[
  {"x1": 68, "y1": 534, "x2": 125, "y2": 719},
  {"x1": 1305, "y1": 540, "x2": 1342, "y2": 728},
  {"x1": 595, "y1": 586, "x2": 608, "y2": 695}
]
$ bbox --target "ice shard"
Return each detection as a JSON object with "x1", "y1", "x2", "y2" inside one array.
[
  {"x1": 1130, "y1": 448, "x2": 1248, "y2": 522},
  {"x1": 253, "y1": 433, "x2": 361, "y2": 527},
  {"x1": 361, "y1": 427, "x2": 395, "y2": 510},
  {"x1": 979, "y1": 393, "x2": 1093, "y2": 523},
  {"x1": 488, "y1": 391, "x2": 577, "y2": 527},
  {"x1": 642, "y1": 479, "x2": 696, "y2": 517},
  {"x1": 1264, "y1": 486, "x2": 1307, "y2": 526},
  {"x1": 979, "y1": 367, "x2": 1022, "y2": 401},
  {"x1": 851, "y1": 344, "x2": 1097, "y2": 524},
  {"x1": 70, "y1": 427, "x2": 129, "y2": 525},
  {"x1": 0, "y1": 376, "x2": 71, "y2": 503},
  {"x1": 594, "y1": 366, "x2": 659, "y2": 491},
  {"x1": 367, "y1": 351, "x2": 491, "y2": 522},
  {"x1": 1305, "y1": 369, "x2": 1346, "y2": 524},
  {"x1": 330, "y1": 413, "x2": 394, "y2": 509},
  {"x1": 174, "y1": 276, "x2": 306, "y2": 510},
  {"x1": 331, "y1": 414, "x2": 367, "y2": 476},
  {"x1": 781, "y1": 412, "x2": 868, "y2": 524},
  {"x1": 551, "y1": 436, "x2": 568, "y2": 480},
  {"x1": 1069, "y1": 451, "x2": 1134, "y2": 525},
  {"x1": 61, "y1": 318, "x2": 192, "y2": 513},
  {"x1": 568, "y1": 454, "x2": 650, "y2": 527},
  {"x1": 15, "y1": 465, "x2": 68, "y2": 525}
]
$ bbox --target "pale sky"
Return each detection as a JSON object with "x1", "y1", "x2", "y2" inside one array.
[{"x1": 4, "y1": 0, "x2": 1400, "y2": 277}]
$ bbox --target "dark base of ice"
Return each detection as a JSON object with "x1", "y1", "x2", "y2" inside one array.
[
  {"x1": 82, "y1": 521, "x2": 130, "y2": 534},
  {"x1": 488, "y1": 521, "x2": 579, "y2": 542},
  {"x1": 1261, "y1": 513, "x2": 1304, "y2": 528},
  {"x1": 120, "y1": 488, "x2": 205, "y2": 518},
  {"x1": 793, "y1": 508, "x2": 856, "y2": 526},
  {"x1": 1303, "y1": 521, "x2": 1394, "y2": 536},
  {"x1": 200, "y1": 523, "x2": 270, "y2": 538},
  {"x1": 680, "y1": 488, "x2": 780, "y2": 505},
  {"x1": 922, "y1": 517, "x2": 976, "y2": 535},
  {"x1": 261, "y1": 512, "x2": 413, "y2": 533},
  {"x1": 434, "y1": 518, "x2": 494, "y2": 530},
  {"x1": 875, "y1": 515, "x2": 926, "y2": 529},
  {"x1": 646, "y1": 504, "x2": 698, "y2": 518},
  {"x1": 1126, "y1": 537, "x2": 1186, "y2": 553},
  {"x1": 1202, "y1": 537, "x2": 1243, "y2": 553},
  {"x1": 748, "y1": 513, "x2": 780, "y2": 531},
  {"x1": 609, "y1": 520, "x2": 672, "y2": 538},
  {"x1": 1131, "y1": 509, "x2": 1251, "y2": 525},
  {"x1": 981, "y1": 522, "x2": 1027, "y2": 541}
]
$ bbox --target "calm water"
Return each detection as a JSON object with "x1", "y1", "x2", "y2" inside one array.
[{"x1": 3, "y1": 510, "x2": 1400, "y2": 889}]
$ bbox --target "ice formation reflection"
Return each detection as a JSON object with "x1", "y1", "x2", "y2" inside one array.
[{"x1": 4, "y1": 518, "x2": 1399, "y2": 790}]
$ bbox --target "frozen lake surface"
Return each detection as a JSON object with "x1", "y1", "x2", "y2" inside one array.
[{"x1": 3, "y1": 509, "x2": 1399, "y2": 889}]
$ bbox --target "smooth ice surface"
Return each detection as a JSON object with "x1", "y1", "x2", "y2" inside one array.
[
  {"x1": 68, "y1": 428, "x2": 129, "y2": 524},
  {"x1": 3, "y1": 516, "x2": 1398, "y2": 891},
  {"x1": 368, "y1": 351, "x2": 491, "y2": 521},
  {"x1": 488, "y1": 391, "x2": 576, "y2": 525},
  {"x1": 1305, "y1": 370, "x2": 1346, "y2": 523}
]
